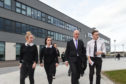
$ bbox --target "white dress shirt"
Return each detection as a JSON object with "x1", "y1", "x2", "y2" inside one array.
[
  {"x1": 86, "y1": 39, "x2": 106, "y2": 58},
  {"x1": 45, "y1": 45, "x2": 53, "y2": 48},
  {"x1": 25, "y1": 42, "x2": 34, "y2": 46}
]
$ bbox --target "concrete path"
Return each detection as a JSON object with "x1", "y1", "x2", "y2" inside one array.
[{"x1": 0, "y1": 58, "x2": 126, "y2": 84}]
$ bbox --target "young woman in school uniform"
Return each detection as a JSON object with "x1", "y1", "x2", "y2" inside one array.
[
  {"x1": 19, "y1": 31, "x2": 38, "y2": 84},
  {"x1": 40, "y1": 36, "x2": 59, "y2": 84}
]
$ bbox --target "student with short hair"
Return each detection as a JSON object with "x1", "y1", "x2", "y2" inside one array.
[{"x1": 87, "y1": 30, "x2": 106, "y2": 84}]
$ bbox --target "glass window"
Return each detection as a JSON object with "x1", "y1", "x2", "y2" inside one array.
[
  {"x1": 16, "y1": 43, "x2": 22, "y2": 60},
  {"x1": 64, "y1": 23, "x2": 67, "y2": 29},
  {"x1": 16, "y1": 22, "x2": 22, "y2": 34},
  {"x1": 47, "y1": 15, "x2": 51, "y2": 23},
  {"x1": 0, "y1": 0, "x2": 4, "y2": 7},
  {"x1": 27, "y1": 6, "x2": 31, "y2": 17},
  {"x1": 57, "y1": 33, "x2": 60, "y2": 41},
  {"x1": 38, "y1": 11, "x2": 41, "y2": 20},
  {"x1": 62, "y1": 35, "x2": 65, "y2": 41},
  {"x1": 62, "y1": 34, "x2": 64, "y2": 41},
  {"x1": 16, "y1": 2, "x2": 21, "y2": 8},
  {"x1": 16, "y1": 2, "x2": 26, "y2": 15},
  {"x1": 31, "y1": 27, "x2": 38, "y2": 37},
  {"x1": 41, "y1": 13, "x2": 46, "y2": 22},
  {"x1": 68, "y1": 36, "x2": 70, "y2": 40},
  {"x1": 65, "y1": 35, "x2": 67, "y2": 41},
  {"x1": 22, "y1": 10, "x2": 26, "y2": 15},
  {"x1": 22, "y1": 24, "x2": 27, "y2": 34},
  {"x1": 29, "y1": 26, "x2": 38, "y2": 37},
  {"x1": 25, "y1": 25, "x2": 30, "y2": 31},
  {"x1": 16, "y1": 8, "x2": 21, "y2": 13},
  {"x1": 62, "y1": 22, "x2": 65, "y2": 28},
  {"x1": 34, "y1": 27, "x2": 38, "y2": 37},
  {"x1": 22, "y1": 4, "x2": 26, "y2": 10},
  {"x1": 4, "y1": 19, "x2": 12, "y2": 32},
  {"x1": 53, "y1": 18, "x2": 58, "y2": 26},
  {"x1": 53, "y1": 32, "x2": 56, "y2": 40},
  {"x1": 0, "y1": 18, "x2": 4, "y2": 31},
  {"x1": 68, "y1": 25, "x2": 71, "y2": 30},
  {"x1": 14, "y1": 2, "x2": 77, "y2": 32},
  {"x1": 55, "y1": 33, "x2": 58, "y2": 41},
  {"x1": 29, "y1": 25, "x2": 33, "y2": 33},
  {"x1": 58, "y1": 33, "x2": 61, "y2": 41},
  {"x1": 66, "y1": 36, "x2": 69, "y2": 41},
  {"x1": 48, "y1": 31, "x2": 51, "y2": 36},
  {"x1": 42, "y1": 29, "x2": 47, "y2": 38},
  {"x1": 56, "y1": 19, "x2": 60, "y2": 27},
  {"x1": 65, "y1": 23, "x2": 69, "y2": 30},
  {"x1": 32, "y1": 9, "x2": 38, "y2": 19},
  {"x1": 58, "y1": 20, "x2": 64, "y2": 28},
  {"x1": 47, "y1": 31, "x2": 54, "y2": 39},
  {"x1": 47, "y1": 15, "x2": 53, "y2": 24},
  {"x1": 0, "y1": 42, "x2": 5, "y2": 61},
  {"x1": 21, "y1": 4, "x2": 26, "y2": 15},
  {"x1": 50, "y1": 31, "x2": 54, "y2": 39},
  {"x1": 38, "y1": 28, "x2": 43, "y2": 38},
  {"x1": 4, "y1": 0, "x2": 11, "y2": 9}
]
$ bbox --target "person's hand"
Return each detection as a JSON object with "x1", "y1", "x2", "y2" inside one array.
[
  {"x1": 32, "y1": 62, "x2": 36, "y2": 69},
  {"x1": 88, "y1": 59, "x2": 92, "y2": 65},
  {"x1": 88, "y1": 57, "x2": 92, "y2": 65},
  {"x1": 96, "y1": 51, "x2": 103, "y2": 56},
  {"x1": 65, "y1": 61, "x2": 69, "y2": 67},
  {"x1": 40, "y1": 63, "x2": 44, "y2": 67},
  {"x1": 19, "y1": 64, "x2": 22, "y2": 68},
  {"x1": 56, "y1": 63, "x2": 59, "y2": 67}
]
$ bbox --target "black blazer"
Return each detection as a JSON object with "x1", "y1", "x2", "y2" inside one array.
[
  {"x1": 65, "y1": 39, "x2": 86, "y2": 62},
  {"x1": 40, "y1": 46, "x2": 59, "y2": 64},
  {"x1": 20, "y1": 44, "x2": 38, "y2": 64}
]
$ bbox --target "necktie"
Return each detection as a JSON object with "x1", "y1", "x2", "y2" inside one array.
[
  {"x1": 75, "y1": 40, "x2": 79, "y2": 56},
  {"x1": 75, "y1": 40, "x2": 78, "y2": 49},
  {"x1": 94, "y1": 40, "x2": 97, "y2": 57}
]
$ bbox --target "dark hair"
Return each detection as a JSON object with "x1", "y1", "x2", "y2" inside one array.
[
  {"x1": 92, "y1": 30, "x2": 99, "y2": 35},
  {"x1": 45, "y1": 36, "x2": 52, "y2": 45}
]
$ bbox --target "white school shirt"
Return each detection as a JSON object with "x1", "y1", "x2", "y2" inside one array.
[{"x1": 86, "y1": 39, "x2": 106, "y2": 58}]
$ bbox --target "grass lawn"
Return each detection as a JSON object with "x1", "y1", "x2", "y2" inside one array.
[{"x1": 103, "y1": 69, "x2": 126, "y2": 84}]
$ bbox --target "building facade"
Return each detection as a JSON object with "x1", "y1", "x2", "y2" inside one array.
[{"x1": 0, "y1": 0, "x2": 111, "y2": 61}]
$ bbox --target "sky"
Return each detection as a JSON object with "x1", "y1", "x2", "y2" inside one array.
[{"x1": 39, "y1": 0, "x2": 126, "y2": 52}]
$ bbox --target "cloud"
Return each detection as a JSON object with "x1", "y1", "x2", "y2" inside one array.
[
  {"x1": 40, "y1": 0, "x2": 126, "y2": 51},
  {"x1": 82, "y1": 0, "x2": 126, "y2": 51}
]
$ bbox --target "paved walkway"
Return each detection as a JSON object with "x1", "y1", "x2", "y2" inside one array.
[{"x1": 0, "y1": 58, "x2": 126, "y2": 84}]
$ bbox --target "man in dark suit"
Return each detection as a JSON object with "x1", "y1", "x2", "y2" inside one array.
[{"x1": 65, "y1": 30, "x2": 87, "y2": 84}]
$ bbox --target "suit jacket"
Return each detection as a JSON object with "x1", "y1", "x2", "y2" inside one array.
[{"x1": 65, "y1": 39, "x2": 87, "y2": 63}]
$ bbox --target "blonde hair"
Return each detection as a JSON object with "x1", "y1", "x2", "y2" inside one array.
[{"x1": 25, "y1": 31, "x2": 34, "y2": 40}]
